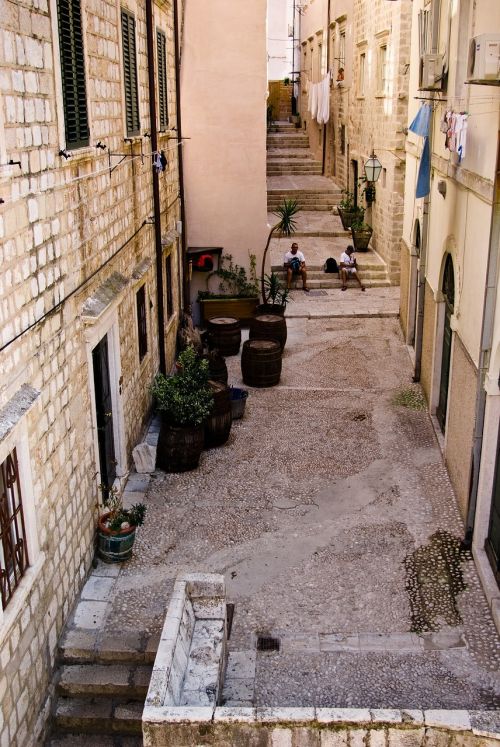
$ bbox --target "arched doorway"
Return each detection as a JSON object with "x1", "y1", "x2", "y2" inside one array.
[{"x1": 436, "y1": 254, "x2": 455, "y2": 432}]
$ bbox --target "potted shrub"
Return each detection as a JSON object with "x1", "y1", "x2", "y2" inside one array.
[
  {"x1": 198, "y1": 253, "x2": 259, "y2": 325},
  {"x1": 350, "y1": 216, "x2": 373, "y2": 252},
  {"x1": 260, "y1": 198, "x2": 300, "y2": 304},
  {"x1": 337, "y1": 190, "x2": 364, "y2": 231},
  {"x1": 151, "y1": 347, "x2": 214, "y2": 472},
  {"x1": 97, "y1": 485, "x2": 146, "y2": 563},
  {"x1": 256, "y1": 273, "x2": 291, "y2": 316}
]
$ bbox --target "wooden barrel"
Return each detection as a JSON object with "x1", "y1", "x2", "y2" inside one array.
[
  {"x1": 249, "y1": 314, "x2": 287, "y2": 351},
  {"x1": 207, "y1": 317, "x2": 241, "y2": 356},
  {"x1": 205, "y1": 381, "x2": 232, "y2": 447},
  {"x1": 241, "y1": 340, "x2": 282, "y2": 388},
  {"x1": 156, "y1": 420, "x2": 204, "y2": 472},
  {"x1": 255, "y1": 303, "x2": 286, "y2": 317}
]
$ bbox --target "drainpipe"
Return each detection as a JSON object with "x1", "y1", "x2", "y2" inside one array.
[
  {"x1": 412, "y1": 116, "x2": 434, "y2": 383},
  {"x1": 173, "y1": 0, "x2": 189, "y2": 311},
  {"x1": 145, "y1": 0, "x2": 166, "y2": 375},
  {"x1": 463, "y1": 124, "x2": 500, "y2": 547},
  {"x1": 321, "y1": 0, "x2": 331, "y2": 175}
]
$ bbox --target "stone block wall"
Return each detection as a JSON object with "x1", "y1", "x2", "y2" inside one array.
[{"x1": 0, "y1": 0, "x2": 181, "y2": 743}]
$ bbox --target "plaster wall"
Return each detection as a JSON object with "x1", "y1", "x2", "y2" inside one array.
[
  {"x1": 0, "y1": 0, "x2": 181, "y2": 742},
  {"x1": 181, "y1": 0, "x2": 268, "y2": 315},
  {"x1": 267, "y1": 0, "x2": 295, "y2": 81}
]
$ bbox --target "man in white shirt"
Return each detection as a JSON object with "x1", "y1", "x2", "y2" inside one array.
[
  {"x1": 284, "y1": 243, "x2": 310, "y2": 292},
  {"x1": 339, "y1": 245, "x2": 365, "y2": 291}
]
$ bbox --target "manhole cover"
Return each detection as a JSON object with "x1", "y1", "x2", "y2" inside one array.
[{"x1": 256, "y1": 635, "x2": 280, "y2": 652}]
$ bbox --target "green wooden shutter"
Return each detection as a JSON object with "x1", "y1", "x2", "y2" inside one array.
[
  {"x1": 121, "y1": 9, "x2": 140, "y2": 136},
  {"x1": 157, "y1": 30, "x2": 169, "y2": 130},
  {"x1": 57, "y1": 0, "x2": 90, "y2": 149}
]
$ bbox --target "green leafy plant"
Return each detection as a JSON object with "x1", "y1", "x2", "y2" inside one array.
[
  {"x1": 99, "y1": 484, "x2": 146, "y2": 533},
  {"x1": 338, "y1": 189, "x2": 356, "y2": 211},
  {"x1": 261, "y1": 199, "x2": 300, "y2": 303},
  {"x1": 351, "y1": 216, "x2": 371, "y2": 231},
  {"x1": 198, "y1": 253, "x2": 259, "y2": 300},
  {"x1": 151, "y1": 346, "x2": 214, "y2": 427},
  {"x1": 263, "y1": 272, "x2": 291, "y2": 307}
]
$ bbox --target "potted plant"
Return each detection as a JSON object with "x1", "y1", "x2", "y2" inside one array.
[
  {"x1": 198, "y1": 254, "x2": 260, "y2": 325},
  {"x1": 337, "y1": 190, "x2": 364, "y2": 230},
  {"x1": 97, "y1": 485, "x2": 146, "y2": 563},
  {"x1": 260, "y1": 198, "x2": 300, "y2": 304},
  {"x1": 256, "y1": 272, "x2": 291, "y2": 316},
  {"x1": 151, "y1": 347, "x2": 214, "y2": 472},
  {"x1": 350, "y1": 216, "x2": 373, "y2": 252}
]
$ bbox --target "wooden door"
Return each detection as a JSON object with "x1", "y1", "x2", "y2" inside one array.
[
  {"x1": 436, "y1": 255, "x2": 454, "y2": 433},
  {"x1": 92, "y1": 335, "x2": 116, "y2": 490},
  {"x1": 486, "y1": 426, "x2": 500, "y2": 583}
]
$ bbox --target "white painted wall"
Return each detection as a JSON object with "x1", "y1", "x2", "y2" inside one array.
[
  {"x1": 267, "y1": 0, "x2": 295, "y2": 81},
  {"x1": 181, "y1": 0, "x2": 269, "y2": 316}
]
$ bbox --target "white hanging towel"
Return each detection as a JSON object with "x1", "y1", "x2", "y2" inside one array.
[
  {"x1": 316, "y1": 81, "x2": 324, "y2": 123},
  {"x1": 317, "y1": 72, "x2": 331, "y2": 124}
]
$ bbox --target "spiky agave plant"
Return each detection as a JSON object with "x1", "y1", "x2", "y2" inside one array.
[{"x1": 261, "y1": 198, "x2": 300, "y2": 303}]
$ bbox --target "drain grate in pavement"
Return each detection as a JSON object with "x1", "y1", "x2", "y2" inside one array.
[
  {"x1": 257, "y1": 635, "x2": 280, "y2": 652},
  {"x1": 307, "y1": 290, "x2": 328, "y2": 297}
]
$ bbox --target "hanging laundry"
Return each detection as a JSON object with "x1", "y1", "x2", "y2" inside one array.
[
  {"x1": 455, "y1": 113, "x2": 468, "y2": 162},
  {"x1": 409, "y1": 103, "x2": 432, "y2": 138},
  {"x1": 317, "y1": 72, "x2": 331, "y2": 124},
  {"x1": 153, "y1": 153, "x2": 163, "y2": 174},
  {"x1": 316, "y1": 81, "x2": 324, "y2": 123},
  {"x1": 416, "y1": 136, "x2": 431, "y2": 198},
  {"x1": 309, "y1": 81, "x2": 318, "y2": 119}
]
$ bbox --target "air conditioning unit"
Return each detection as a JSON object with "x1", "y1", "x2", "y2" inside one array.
[
  {"x1": 468, "y1": 33, "x2": 500, "y2": 84},
  {"x1": 419, "y1": 53, "x2": 444, "y2": 90}
]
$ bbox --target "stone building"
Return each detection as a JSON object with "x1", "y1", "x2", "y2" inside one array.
[
  {"x1": 399, "y1": 0, "x2": 500, "y2": 628},
  {"x1": 0, "y1": 0, "x2": 182, "y2": 742},
  {"x1": 298, "y1": 0, "x2": 412, "y2": 281}
]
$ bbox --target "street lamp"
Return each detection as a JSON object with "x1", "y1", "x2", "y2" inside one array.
[{"x1": 364, "y1": 151, "x2": 383, "y2": 183}]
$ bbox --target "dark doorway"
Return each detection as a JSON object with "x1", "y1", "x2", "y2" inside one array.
[
  {"x1": 92, "y1": 335, "x2": 116, "y2": 490},
  {"x1": 486, "y1": 424, "x2": 500, "y2": 585},
  {"x1": 350, "y1": 159, "x2": 359, "y2": 207},
  {"x1": 410, "y1": 221, "x2": 421, "y2": 348},
  {"x1": 436, "y1": 255, "x2": 455, "y2": 433}
]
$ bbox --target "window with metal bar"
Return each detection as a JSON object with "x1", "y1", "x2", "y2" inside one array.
[
  {"x1": 121, "y1": 9, "x2": 140, "y2": 136},
  {"x1": 157, "y1": 30, "x2": 169, "y2": 130},
  {"x1": 136, "y1": 285, "x2": 148, "y2": 361},
  {"x1": 56, "y1": 0, "x2": 90, "y2": 149},
  {"x1": 0, "y1": 449, "x2": 29, "y2": 611}
]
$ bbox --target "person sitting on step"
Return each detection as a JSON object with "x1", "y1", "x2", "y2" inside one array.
[
  {"x1": 339, "y1": 245, "x2": 366, "y2": 292},
  {"x1": 284, "y1": 242, "x2": 310, "y2": 292}
]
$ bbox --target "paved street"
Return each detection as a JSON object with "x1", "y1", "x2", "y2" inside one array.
[{"x1": 68, "y1": 310, "x2": 500, "y2": 710}]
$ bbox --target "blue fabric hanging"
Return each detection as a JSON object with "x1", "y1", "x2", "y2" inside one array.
[
  {"x1": 409, "y1": 103, "x2": 432, "y2": 138},
  {"x1": 416, "y1": 136, "x2": 431, "y2": 198}
]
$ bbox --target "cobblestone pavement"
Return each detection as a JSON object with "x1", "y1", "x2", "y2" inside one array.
[{"x1": 68, "y1": 313, "x2": 500, "y2": 710}]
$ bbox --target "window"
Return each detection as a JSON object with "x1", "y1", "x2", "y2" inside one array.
[
  {"x1": 358, "y1": 52, "x2": 366, "y2": 96},
  {"x1": 157, "y1": 30, "x2": 168, "y2": 131},
  {"x1": 339, "y1": 31, "x2": 346, "y2": 69},
  {"x1": 316, "y1": 43, "x2": 322, "y2": 81},
  {"x1": 136, "y1": 285, "x2": 147, "y2": 361},
  {"x1": 0, "y1": 448, "x2": 29, "y2": 611},
  {"x1": 340, "y1": 123, "x2": 346, "y2": 155},
  {"x1": 56, "y1": 0, "x2": 89, "y2": 149},
  {"x1": 121, "y1": 9, "x2": 140, "y2": 136},
  {"x1": 165, "y1": 254, "x2": 173, "y2": 320},
  {"x1": 377, "y1": 44, "x2": 388, "y2": 95}
]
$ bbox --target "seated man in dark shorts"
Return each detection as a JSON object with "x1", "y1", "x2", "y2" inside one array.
[{"x1": 283, "y1": 242, "x2": 310, "y2": 292}]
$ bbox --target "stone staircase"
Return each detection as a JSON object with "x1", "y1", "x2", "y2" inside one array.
[
  {"x1": 266, "y1": 122, "x2": 341, "y2": 212},
  {"x1": 271, "y1": 256, "x2": 391, "y2": 290},
  {"x1": 45, "y1": 631, "x2": 157, "y2": 745}
]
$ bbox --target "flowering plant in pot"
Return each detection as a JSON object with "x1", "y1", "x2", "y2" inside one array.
[
  {"x1": 97, "y1": 485, "x2": 146, "y2": 563},
  {"x1": 198, "y1": 254, "x2": 259, "y2": 324},
  {"x1": 337, "y1": 190, "x2": 364, "y2": 230},
  {"x1": 350, "y1": 215, "x2": 373, "y2": 252},
  {"x1": 151, "y1": 347, "x2": 214, "y2": 472}
]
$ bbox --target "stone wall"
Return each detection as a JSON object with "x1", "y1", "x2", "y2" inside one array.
[
  {"x1": 445, "y1": 334, "x2": 477, "y2": 522},
  {"x1": 143, "y1": 707, "x2": 500, "y2": 747},
  {"x1": 0, "y1": 0, "x2": 181, "y2": 743}
]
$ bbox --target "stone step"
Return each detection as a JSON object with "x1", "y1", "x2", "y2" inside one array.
[
  {"x1": 267, "y1": 166, "x2": 323, "y2": 175},
  {"x1": 53, "y1": 696, "x2": 143, "y2": 735},
  {"x1": 276, "y1": 278, "x2": 392, "y2": 289},
  {"x1": 266, "y1": 139, "x2": 310, "y2": 148},
  {"x1": 267, "y1": 193, "x2": 341, "y2": 202},
  {"x1": 267, "y1": 150, "x2": 315, "y2": 159},
  {"x1": 269, "y1": 125, "x2": 297, "y2": 132},
  {"x1": 57, "y1": 663, "x2": 152, "y2": 699},
  {"x1": 58, "y1": 628, "x2": 159, "y2": 665},
  {"x1": 47, "y1": 734, "x2": 142, "y2": 746},
  {"x1": 271, "y1": 268, "x2": 388, "y2": 280},
  {"x1": 268, "y1": 203, "x2": 334, "y2": 211}
]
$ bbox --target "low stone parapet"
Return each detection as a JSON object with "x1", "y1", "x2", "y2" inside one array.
[
  {"x1": 142, "y1": 706, "x2": 500, "y2": 747},
  {"x1": 143, "y1": 573, "x2": 227, "y2": 716}
]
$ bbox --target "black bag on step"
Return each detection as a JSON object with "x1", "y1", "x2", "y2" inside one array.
[{"x1": 325, "y1": 257, "x2": 338, "y2": 273}]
